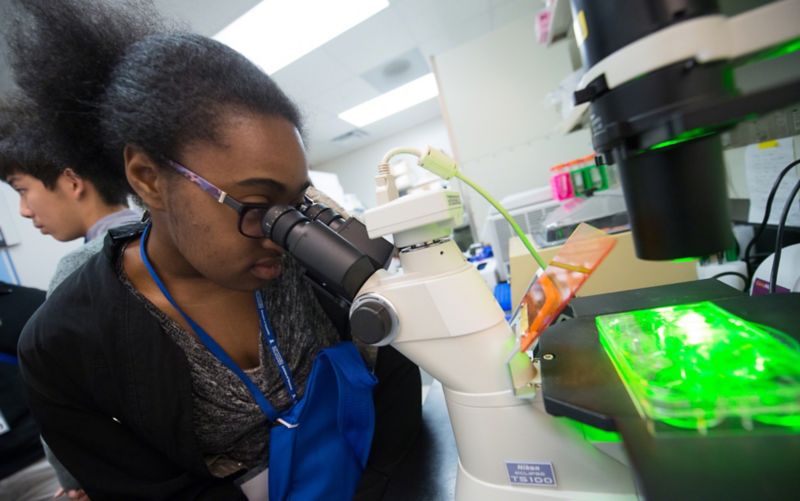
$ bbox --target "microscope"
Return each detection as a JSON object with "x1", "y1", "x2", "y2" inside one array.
[
  {"x1": 264, "y1": 160, "x2": 636, "y2": 499},
  {"x1": 263, "y1": 1, "x2": 800, "y2": 499}
]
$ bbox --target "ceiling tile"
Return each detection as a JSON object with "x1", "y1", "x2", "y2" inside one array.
[
  {"x1": 391, "y1": 1, "x2": 447, "y2": 45},
  {"x1": 271, "y1": 49, "x2": 355, "y2": 103},
  {"x1": 360, "y1": 48, "x2": 431, "y2": 92},
  {"x1": 418, "y1": 13, "x2": 493, "y2": 59},
  {"x1": 308, "y1": 77, "x2": 380, "y2": 115},
  {"x1": 393, "y1": 0, "x2": 492, "y2": 44},
  {"x1": 305, "y1": 112, "x2": 357, "y2": 145},
  {"x1": 154, "y1": 0, "x2": 261, "y2": 36},
  {"x1": 322, "y1": 8, "x2": 419, "y2": 76}
]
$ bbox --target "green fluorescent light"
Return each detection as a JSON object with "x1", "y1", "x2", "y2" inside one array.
[
  {"x1": 644, "y1": 38, "x2": 800, "y2": 153},
  {"x1": 671, "y1": 256, "x2": 699, "y2": 263},
  {"x1": 215, "y1": 0, "x2": 389, "y2": 74},
  {"x1": 581, "y1": 422, "x2": 621, "y2": 443},
  {"x1": 560, "y1": 418, "x2": 622, "y2": 443},
  {"x1": 647, "y1": 127, "x2": 716, "y2": 152},
  {"x1": 743, "y1": 37, "x2": 800, "y2": 65},
  {"x1": 597, "y1": 302, "x2": 800, "y2": 435},
  {"x1": 338, "y1": 73, "x2": 439, "y2": 127}
]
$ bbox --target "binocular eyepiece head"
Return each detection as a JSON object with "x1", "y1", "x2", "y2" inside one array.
[{"x1": 261, "y1": 200, "x2": 393, "y2": 303}]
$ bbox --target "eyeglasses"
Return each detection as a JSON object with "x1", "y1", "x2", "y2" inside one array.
[{"x1": 168, "y1": 160, "x2": 306, "y2": 239}]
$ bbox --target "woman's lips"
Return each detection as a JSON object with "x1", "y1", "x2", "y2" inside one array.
[{"x1": 250, "y1": 255, "x2": 283, "y2": 280}]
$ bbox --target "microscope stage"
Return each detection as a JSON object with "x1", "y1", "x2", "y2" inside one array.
[{"x1": 540, "y1": 280, "x2": 800, "y2": 500}]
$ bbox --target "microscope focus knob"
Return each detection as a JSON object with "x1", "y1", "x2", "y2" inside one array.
[{"x1": 349, "y1": 294, "x2": 398, "y2": 346}]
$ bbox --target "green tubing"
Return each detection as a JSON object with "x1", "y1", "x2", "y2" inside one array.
[{"x1": 455, "y1": 171, "x2": 547, "y2": 270}]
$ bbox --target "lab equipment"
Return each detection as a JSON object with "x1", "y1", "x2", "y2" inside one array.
[
  {"x1": 509, "y1": 223, "x2": 615, "y2": 354},
  {"x1": 256, "y1": 2, "x2": 800, "y2": 497},
  {"x1": 549, "y1": 170, "x2": 573, "y2": 201},
  {"x1": 265, "y1": 143, "x2": 799, "y2": 499},
  {"x1": 296, "y1": 198, "x2": 394, "y2": 270},
  {"x1": 353, "y1": 152, "x2": 636, "y2": 499},
  {"x1": 264, "y1": 149, "x2": 636, "y2": 498},
  {"x1": 465, "y1": 244, "x2": 500, "y2": 292},
  {"x1": 509, "y1": 230, "x2": 699, "y2": 306},
  {"x1": 597, "y1": 301, "x2": 800, "y2": 435},
  {"x1": 482, "y1": 187, "x2": 559, "y2": 281},
  {"x1": 261, "y1": 199, "x2": 393, "y2": 303},
  {"x1": 540, "y1": 281, "x2": 800, "y2": 500},
  {"x1": 539, "y1": 188, "x2": 629, "y2": 246},
  {"x1": 568, "y1": 0, "x2": 800, "y2": 259},
  {"x1": 750, "y1": 243, "x2": 800, "y2": 294},
  {"x1": 548, "y1": 154, "x2": 607, "y2": 201}
]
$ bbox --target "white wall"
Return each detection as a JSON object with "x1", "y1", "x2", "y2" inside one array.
[
  {"x1": 432, "y1": 15, "x2": 593, "y2": 238},
  {"x1": 311, "y1": 117, "x2": 452, "y2": 210},
  {"x1": 0, "y1": 183, "x2": 82, "y2": 290}
]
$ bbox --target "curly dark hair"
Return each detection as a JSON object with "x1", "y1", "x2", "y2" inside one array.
[
  {"x1": 0, "y1": 98, "x2": 66, "y2": 188},
  {"x1": 5, "y1": 0, "x2": 303, "y2": 202}
]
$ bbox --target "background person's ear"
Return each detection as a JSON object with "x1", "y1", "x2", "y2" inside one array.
[
  {"x1": 124, "y1": 145, "x2": 169, "y2": 211},
  {"x1": 60, "y1": 167, "x2": 86, "y2": 199}
]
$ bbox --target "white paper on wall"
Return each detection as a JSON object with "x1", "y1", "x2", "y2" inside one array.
[{"x1": 745, "y1": 138, "x2": 800, "y2": 228}]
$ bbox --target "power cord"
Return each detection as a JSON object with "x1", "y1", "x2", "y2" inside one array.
[
  {"x1": 744, "y1": 158, "x2": 800, "y2": 288},
  {"x1": 769, "y1": 177, "x2": 800, "y2": 293},
  {"x1": 709, "y1": 271, "x2": 748, "y2": 291}
]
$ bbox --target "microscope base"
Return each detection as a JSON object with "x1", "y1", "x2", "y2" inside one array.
[
  {"x1": 442, "y1": 386, "x2": 639, "y2": 500},
  {"x1": 455, "y1": 460, "x2": 637, "y2": 501}
]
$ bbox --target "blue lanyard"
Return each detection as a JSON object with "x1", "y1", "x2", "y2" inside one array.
[
  {"x1": 255, "y1": 290, "x2": 298, "y2": 401},
  {"x1": 138, "y1": 225, "x2": 297, "y2": 423}
]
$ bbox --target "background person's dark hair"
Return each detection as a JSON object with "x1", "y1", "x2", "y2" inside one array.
[
  {"x1": 5, "y1": 0, "x2": 303, "y2": 204},
  {"x1": 0, "y1": 102, "x2": 63, "y2": 189},
  {"x1": 0, "y1": 99, "x2": 65, "y2": 189},
  {"x1": 5, "y1": 0, "x2": 160, "y2": 205},
  {"x1": 0, "y1": 98, "x2": 132, "y2": 206}
]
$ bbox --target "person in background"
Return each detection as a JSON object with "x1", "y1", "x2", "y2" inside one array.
[
  {"x1": 9, "y1": 1, "x2": 421, "y2": 500},
  {"x1": 0, "y1": 101, "x2": 141, "y2": 295},
  {"x1": 0, "y1": 94, "x2": 137, "y2": 501},
  {"x1": 0, "y1": 281, "x2": 60, "y2": 501}
]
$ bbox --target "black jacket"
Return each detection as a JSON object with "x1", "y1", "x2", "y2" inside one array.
[
  {"x1": 18, "y1": 226, "x2": 421, "y2": 500},
  {"x1": 0, "y1": 281, "x2": 46, "y2": 479},
  {"x1": 19, "y1": 227, "x2": 248, "y2": 499}
]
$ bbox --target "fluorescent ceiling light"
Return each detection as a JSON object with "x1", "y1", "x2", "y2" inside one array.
[
  {"x1": 339, "y1": 73, "x2": 439, "y2": 127},
  {"x1": 214, "y1": 0, "x2": 389, "y2": 74}
]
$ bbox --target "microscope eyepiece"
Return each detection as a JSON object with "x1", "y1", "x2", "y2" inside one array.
[
  {"x1": 261, "y1": 203, "x2": 392, "y2": 303},
  {"x1": 302, "y1": 202, "x2": 347, "y2": 231},
  {"x1": 261, "y1": 205, "x2": 305, "y2": 242}
]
